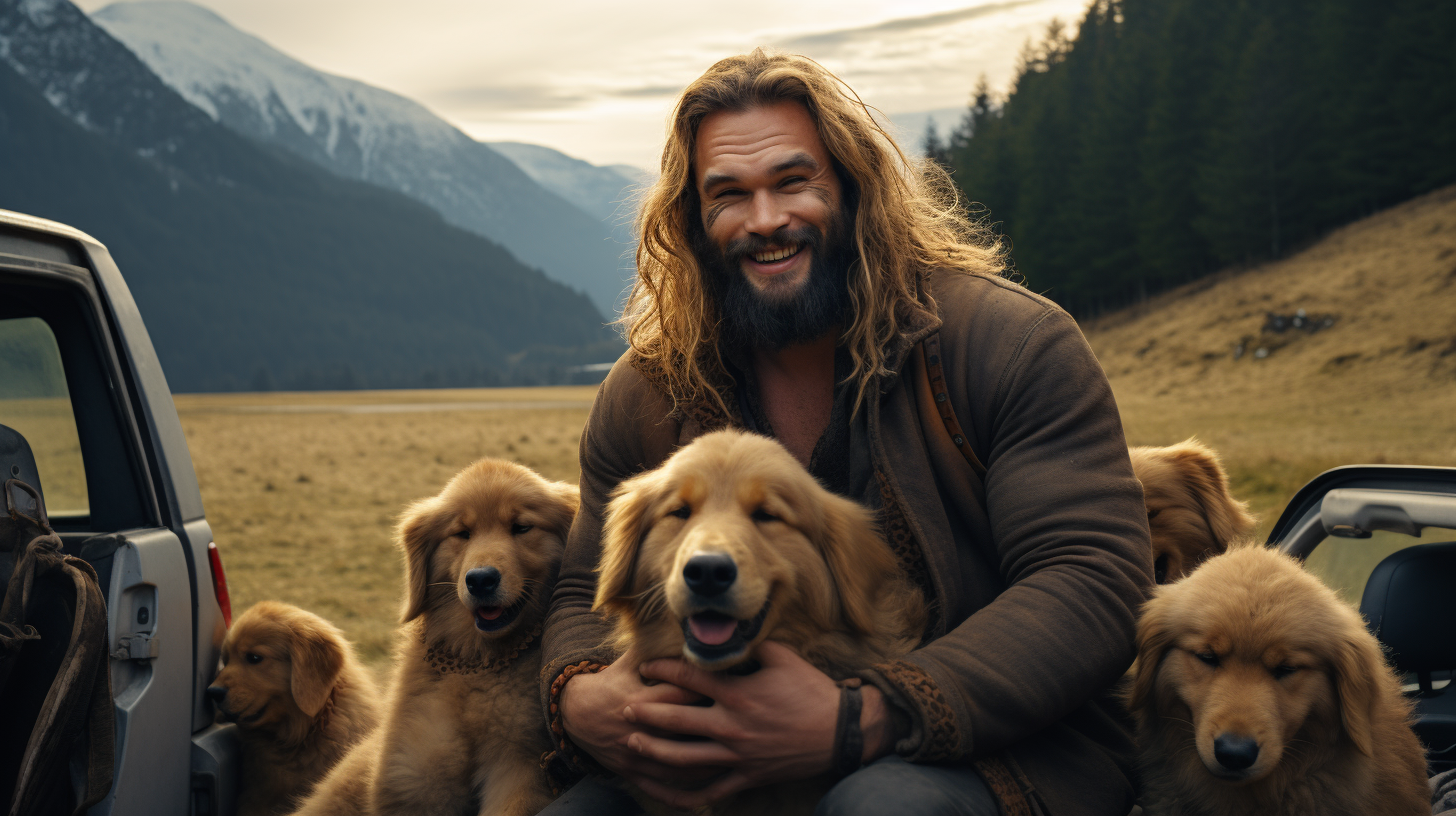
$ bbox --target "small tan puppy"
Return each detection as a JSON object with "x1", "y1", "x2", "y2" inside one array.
[
  {"x1": 596, "y1": 429, "x2": 924, "y2": 815},
  {"x1": 208, "y1": 601, "x2": 380, "y2": 816},
  {"x1": 294, "y1": 458, "x2": 577, "y2": 816},
  {"x1": 1126, "y1": 544, "x2": 1430, "y2": 816},
  {"x1": 1129, "y1": 438, "x2": 1257, "y2": 583}
]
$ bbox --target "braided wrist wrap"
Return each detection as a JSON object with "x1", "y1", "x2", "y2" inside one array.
[{"x1": 539, "y1": 660, "x2": 608, "y2": 789}]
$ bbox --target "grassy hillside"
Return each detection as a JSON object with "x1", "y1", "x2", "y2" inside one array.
[{"x1": 1086, "y1": 183, "x2": 1456, "y2": 537}]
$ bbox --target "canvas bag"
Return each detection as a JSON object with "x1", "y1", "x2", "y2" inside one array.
[{"x1": 0, "y1": 478, "x2": 115, "y2": 816}]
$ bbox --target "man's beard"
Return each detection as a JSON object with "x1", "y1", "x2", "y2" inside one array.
[{"x1": 696, "y1": 208, "x2": 855, "y2": 353}]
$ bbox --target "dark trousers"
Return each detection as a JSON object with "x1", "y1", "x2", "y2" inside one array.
[{"x1": 536, "y1": 756, "x2": 997, "y2": 816}]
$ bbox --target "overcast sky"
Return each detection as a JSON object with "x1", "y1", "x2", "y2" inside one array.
[{"x1": 77, "y1": 0, "x2": 1091, "y2": 169}]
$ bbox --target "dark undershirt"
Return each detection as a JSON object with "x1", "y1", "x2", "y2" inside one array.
[{"x1": 729, "y1": 346, "x2": 855, "y2": 497}]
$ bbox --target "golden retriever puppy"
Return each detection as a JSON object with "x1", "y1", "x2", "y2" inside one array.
[
  {"x1": 1129, "y1": 438, "x2": 1256, "y2": 584},
  {"x1": 1126, "y1": 544, "x2": 1429, "y2": 816},
  {"x1": 208, "y1": 601, "x2": 380, "y2": 816},
  {"x1": 293, "y1": 458, "x2": 577, "y2": 816},
  {"x1": 595, "y1": 429, "x2": 924, "y2": 815}
]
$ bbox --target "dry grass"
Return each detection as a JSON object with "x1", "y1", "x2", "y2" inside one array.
[
  {"x1": 176, "y1": 387, "x2": 594, "y2": 668},
  {"x1": 1085, "y1": 184, "x2": 1456, "y2": 596},
  {"x1": 171, "y1": 186, "x2": 1456, "y2": 669}
]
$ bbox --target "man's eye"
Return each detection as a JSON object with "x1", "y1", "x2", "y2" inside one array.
[
  {"x1": 245, "y1": 653, "x2": 263, "y2": 665},
  {"x1": 780, "y1": 176, "x2": 807, "y2": 188},
  {"x1": 668, "y1": 505, "x2": 691, "y2": 519},
  {"x1": 511, "y1": 523, "x2": 533, "y2": 535}
]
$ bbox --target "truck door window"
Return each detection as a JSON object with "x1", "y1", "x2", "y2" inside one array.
[{"x1": 0, "y1": 316, "x2": 89, "y2": 517}]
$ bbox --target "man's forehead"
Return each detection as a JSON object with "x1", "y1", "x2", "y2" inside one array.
[{"x1": 695, "y1": 101, "x2": 830, "y2": 182}]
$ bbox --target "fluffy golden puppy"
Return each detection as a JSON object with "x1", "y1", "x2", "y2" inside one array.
[
  {"x1": 208, "y1": 601, "x2": 380, "y2": 816},
  {"x1": 1126, "y1": 544, "x2": 1429, "y2": 816},
  {"x1": 595, "y1": 429, "x2": 924, "y2": 815},
  {"x1": 597, "y1": 429, "x2": 923, "y2": 675},
  {"x1": 1129, "y1": 438, "x2": 1257, "y2": 584},
  {"x1": 293, "y1": 459, "x2": 577, "y2": 816}
]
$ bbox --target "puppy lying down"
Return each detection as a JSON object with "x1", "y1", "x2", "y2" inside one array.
[
  {"x1": 209, "y1": 601, "x2": 380, "y2": 816},
  {"x1": 595, "y1": 429, "x2": 925, "y2": 814},
  {"x1": 1126, "y1": 544, "x2": 1429, "y2": 816}
]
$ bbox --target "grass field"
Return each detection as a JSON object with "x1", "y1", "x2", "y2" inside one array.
[{"x1": 168, "y1": 186, "x2": 1456, "y2": 670}]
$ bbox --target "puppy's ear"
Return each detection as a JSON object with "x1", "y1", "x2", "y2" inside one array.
[
  {"x1": 1127, "y1": 593, "x2": 1177, "y2": 720},
  {"x1": 595, "y1": 472, "x2": 660, "y2": 613},
  {"x1": 1330, "y1": 626, "x2": 1384, "y2": 757},
  {"x1": 1169, "y1": 439, "x2": 1257, "y2": 547},
  {"x1": 817, "y1": 493, "x2": 901, "y2": 638},
  {"x1": 540, "y1": 480, "x2": 581, "y2": 539},
  {"x1": 397, "y1": 496, "x2": 454, "y2": 623},
  {"x1": 289, "y1": 618, "x2": 345, "y2": 718}
]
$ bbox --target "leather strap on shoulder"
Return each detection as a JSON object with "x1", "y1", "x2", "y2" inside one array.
[{"x1": 918, "y1": 333, "x2": 986, "y2": 479}]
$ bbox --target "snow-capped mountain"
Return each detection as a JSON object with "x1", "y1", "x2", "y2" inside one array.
[
  {"x1": 0, "y1": 0, "x2": 615, "y2": 392},
  {"x1": 91, "y1": 0, "x2": 631, "y2": 314},
  {"x1": 488, "y1": 141, "x2": 645, "y2": 233}
]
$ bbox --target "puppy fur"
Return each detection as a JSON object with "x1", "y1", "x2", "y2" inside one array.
[
  {"x1": 1129, "y1": 438, "x2": 1257, "y2": 584},
  {"x1": 210, "y1": 601, "x2": 380, "y2": 816},
  {"x1": 595, "y1": 429, "x2": 924, "y2": 815},
  {"x1": 293, "y1": 459, "x2": 577, "y2": 816},
  {"x1": 1126, "y1": 544, "x2": 1429, "y2": 816}
]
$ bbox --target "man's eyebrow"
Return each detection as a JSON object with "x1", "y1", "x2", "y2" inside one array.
[{"x1": 700, "y1": 153, "x2": 822, "y2": 191}]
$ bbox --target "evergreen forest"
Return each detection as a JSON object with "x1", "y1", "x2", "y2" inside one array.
[{"x1": 929, "y1": 0, "x2": 1456, "y2": 315}]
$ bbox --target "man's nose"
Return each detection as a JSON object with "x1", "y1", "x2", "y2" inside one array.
[{"x1": 744, "y1": 189, "x2": 791, "y2": 237}]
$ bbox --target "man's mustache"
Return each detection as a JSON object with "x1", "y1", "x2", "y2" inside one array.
[{"x1": 720, "y1": 225, "x2": 824, "y2": 266}]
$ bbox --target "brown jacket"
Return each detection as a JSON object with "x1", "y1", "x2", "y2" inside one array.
[{"x1": 540, "y1": 270, "x2": 1154, "y2": 815}]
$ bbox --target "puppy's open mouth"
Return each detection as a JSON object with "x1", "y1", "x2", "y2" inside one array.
[
  {"x1": 473, "y1": 589, "x2": 531, "y2": 633},
  {"x1": 680, "y1": 602, "x2": 769, "y2": 663}
]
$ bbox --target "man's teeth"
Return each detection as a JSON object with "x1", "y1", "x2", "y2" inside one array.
[{"x1": 753, "y1": 245, "x2": 800, "y2": 263}]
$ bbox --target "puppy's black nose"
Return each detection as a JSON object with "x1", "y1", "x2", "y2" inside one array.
[
  {"x1": 683, "y1": 554, "x2": 737, "y2": 597},
  {"x1": 206, "y1": 685, "x2": 227, "y2": 704},
  {"x1": 465, "y1": 567, "x2": 501, "y2": 597},
  {"x1": 1213, "y1": 734, "x2": 1260, "y2": 771}
]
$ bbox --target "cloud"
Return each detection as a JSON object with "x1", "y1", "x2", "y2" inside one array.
[
  {"x1": 610, "y1": 84, "x2": 681, "y2": 99},
  {"x1": 778, "y1": 1, "x2": 1040, "y2": 55},
  {"x1": 427, "y1": 83, "x2": 590, "y2": 112}
]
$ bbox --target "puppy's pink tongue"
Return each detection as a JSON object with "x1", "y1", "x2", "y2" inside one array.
[
  {"x1": 688, "y1": 614, "x2": 737, "y2": 645},
  {"x1": 476, "y1": 606, "x2": 503, "y2": 621}
]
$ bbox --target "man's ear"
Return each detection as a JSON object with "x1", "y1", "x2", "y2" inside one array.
[
  {"x1": 396, "y1": 495, "x2": 453, "y2": 623},
  {"x1": 595, "y1": 471, "x2": 664, "y2": 615},
  {"x1": 289, "y1": 617, "x2": 345, "y2": 718}
]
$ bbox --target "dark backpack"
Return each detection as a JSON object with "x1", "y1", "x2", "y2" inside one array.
[{"x1": 1, "y1": 438, "x2": 115, "y2": 816}]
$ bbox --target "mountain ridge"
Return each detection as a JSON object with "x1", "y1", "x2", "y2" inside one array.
[{"x1": 91, "y1": 0, "x2": 632, "y2": 315}]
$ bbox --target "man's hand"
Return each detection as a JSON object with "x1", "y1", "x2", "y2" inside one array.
[
  {"x1": 558, "y1": 645, "x2": 722, "y2": 789},
  {"x1": 622, "y1": 641, "x2": 899, "y2": 809}
]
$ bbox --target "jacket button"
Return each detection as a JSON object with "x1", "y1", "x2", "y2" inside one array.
[
  {"x1": 953, "y1": 435, "x2": 965, "y2": 446},
  {"x1": 935, "y1": 392, "x2": 948, "y2": 403},
  {"x1": 929, "y1": 355, "x2": 939, "y2": 365}
]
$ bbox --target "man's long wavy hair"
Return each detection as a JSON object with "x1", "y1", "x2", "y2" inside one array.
[{"x1": 623, "y1": 48, "x2": 1006, "y2": 415}]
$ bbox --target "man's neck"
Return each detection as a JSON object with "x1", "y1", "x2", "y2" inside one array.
[{"x1": 752, "y1": 329, "x2": 838, "y2": 468}]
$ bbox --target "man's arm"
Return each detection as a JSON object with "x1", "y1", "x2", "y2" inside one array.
[{"x1": 867, "y1": 300, "x2": 1153, "y2": 763}]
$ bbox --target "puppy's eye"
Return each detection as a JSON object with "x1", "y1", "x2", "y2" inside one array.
[
  {"x1": 453, "y1": 529, "x2": 470, "y2": 540},
  {"x1": 1194, "y1": 651, "x2": 1220, "y2": 667},
  {"x1": 1270, "y1": 664, "x2": 1297, "y2": 680},
  {"x1": 1147, "y1": 508, "x2": 1161, "y2": 520},
  {"x1": 245, "y1": 652, "x2": 263, "y2": 665},
  {"x1": 668, "y1": 505, "x2": 691, "y2": 520},
  {"x1": 751, "y1": 508, "x2": 779, "y2": 523},
  {"x1": 510, "y1": 523, "x2": 533, "y2": 535},
  {"x1": 1153, "y1": 555, "x2": 1169, "y2": 584}
]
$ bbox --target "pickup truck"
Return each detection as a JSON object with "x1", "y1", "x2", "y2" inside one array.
[{"x1": 1, "y1": 208, "x2": 237, "y2": 816}]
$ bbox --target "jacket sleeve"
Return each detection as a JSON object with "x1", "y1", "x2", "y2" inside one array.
[
  {"x1": 538, "y1": 359, "x2": 679, "y2": 720},
  {"x1": 868, "y1": 303, "x2": 1153, "y2": 762}
]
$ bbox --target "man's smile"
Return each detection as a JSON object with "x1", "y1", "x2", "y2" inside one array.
[{"x1": 751, "y1": 243, "x2": 802, "y2": 264}]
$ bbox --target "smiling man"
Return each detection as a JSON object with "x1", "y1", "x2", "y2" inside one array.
[{"x1": 539, "y1": 49, "x2": 1153, "y2": 816}]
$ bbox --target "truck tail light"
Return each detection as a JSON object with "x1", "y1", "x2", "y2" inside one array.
[{"x1": 207, "y1": 541, "x2": 232, "y2": 627}]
